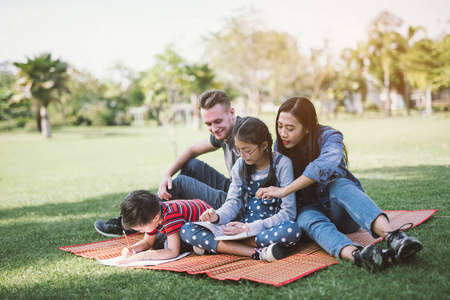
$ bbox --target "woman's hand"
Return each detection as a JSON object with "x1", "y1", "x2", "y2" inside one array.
[
  {"x1": 255, "y1": 186, "x2": 287, "y2": 200},
  {"x1": 200, "y1": 208, "x2": 218, "y2": 222},
  {"x1": 222, "y1": 221, "x2": 249, "y2": 235}
]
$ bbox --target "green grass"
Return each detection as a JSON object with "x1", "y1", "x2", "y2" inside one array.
[{"x1": 1, "y1": 115, "x2": 449, "y2": 299}]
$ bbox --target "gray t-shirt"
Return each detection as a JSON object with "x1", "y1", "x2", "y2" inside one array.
[{"x1": 209, "y1": 116, "x2": 243, "y2": 179}]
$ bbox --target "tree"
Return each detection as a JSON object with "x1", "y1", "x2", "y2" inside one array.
[
  {"x1": 340, "y1": 41, "x2": 368, "y2": 111},
  {"x1": 205, "y1": 13, "x2": 304, "y2": 116},
  {"x1": 139, "y1": 46, "x2": 191, "y2": 157},
  {"x1": 12, "y1": 53, "x2": 68, "y2": 138},
  {"x1": 403, "y1": 36, "x2": 447, "y2": 114},
  {"x1": 366, "y1": 11, "x2": 405, "y2": 116},
  {"x1": 184, "y1": 63, "x2": 215, "y2": 129},
  {"x1": 0, "y1": 62, "x2": 28, "y2": 124}
]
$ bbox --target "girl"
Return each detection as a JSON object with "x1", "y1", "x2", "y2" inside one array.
[
  {"x1": 256, "y1": 97, "x2": 423, "y2": 271},
  {"x1": 180, "y1": 117, "x2": 302, "y2": 262}
]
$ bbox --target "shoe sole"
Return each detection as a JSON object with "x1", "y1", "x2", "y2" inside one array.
[
  {"x1": 266, "y1": 244, "x2": 286, "y2": 262},
  {"x1": 94, "y1": 222, "x2": 121, "y2": 237},
  {"x1": 397, "y1": 240, "x2": 423, "y2": 259},
  {"x1": 193, "y1": 246, "x2": 206, "y2": 255}
]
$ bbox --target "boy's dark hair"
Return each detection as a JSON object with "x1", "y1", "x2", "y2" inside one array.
[
  {"x1": 120, "y1": 190, "x2": 160, "y2": 229},
  {"x1": 197, "y1": 89, "x2": 231, "y2": 110}
]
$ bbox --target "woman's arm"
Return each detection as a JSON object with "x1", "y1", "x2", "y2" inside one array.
[
  {"x1": 256, "y1": 174, "x2": 316, "y2": 200},
  {"x1": 257, "y1": 129, "x2": 344, "y2": 199},
  {"x1": 247, "y1": 155, "x2": 298, "y2": 233}
]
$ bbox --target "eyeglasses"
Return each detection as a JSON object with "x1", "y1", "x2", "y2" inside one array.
[{"x1": 232, "y1": 145, "x2": 259, "y2": 159}]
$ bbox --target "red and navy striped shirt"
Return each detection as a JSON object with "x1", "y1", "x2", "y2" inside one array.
[{"x1": 147, "y1": 199, "x2": 211, "y2": 236}]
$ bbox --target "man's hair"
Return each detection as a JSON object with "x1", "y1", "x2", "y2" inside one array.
[
  {"x1": 197, "y1": 89, "x2": 231, "y2": 110},
  {"x1": 120, "y1": 190, "x2": 160, "y2": 229}
]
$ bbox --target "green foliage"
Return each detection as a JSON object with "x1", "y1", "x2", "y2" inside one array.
[
  {"x1": 0, "y1": 117, "x2": 449, "y2": 299},
  {"x1": 12, "y1": 53, "x2": 69, "y2": 137},
  {"x1": 13, "y1": 53, "x2": 68, "y2": 107},
  {"x1": 205, "y1": 12, "x2": 305, "y2": 115},
  {"x1": 139, "y1": 46, "x2": 215, "y2": 127}
]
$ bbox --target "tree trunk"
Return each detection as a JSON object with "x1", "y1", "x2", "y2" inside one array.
[
  {"x1": 384, "y1": 66, "x2": 392, "y2": 117},
  {"x1": 248, "y1": 89, "x2": 261, "y2": 117},
  {"x1": 404, "y1": 77, "x2": 411, "y2": 116},
  {"x1": 425, "y1": 85, "x2": 432, "y2": 115},
  {"x1": 35, "y1": 104, "x2": 42, "y2": 133},
  {"x1": 40, "y1": 105, "x2": 51, "y2": 138},
  {"x1": 190, "y1": 93, "x2": 201, "y2": 130}
]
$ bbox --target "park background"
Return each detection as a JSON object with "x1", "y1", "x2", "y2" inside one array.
[{"x1": 1, "y1": 0, "x2": 449, "y2": 299}]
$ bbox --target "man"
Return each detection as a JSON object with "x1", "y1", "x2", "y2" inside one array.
[{"x1": 95, "y1": 90, "x2": 243, "y2": 237}]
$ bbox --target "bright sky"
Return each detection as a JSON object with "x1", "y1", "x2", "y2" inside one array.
[{"x1": 1, "y1": 0, "x2": 448, "y2": 79}]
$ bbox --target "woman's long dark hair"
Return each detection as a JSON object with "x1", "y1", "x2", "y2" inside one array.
[
  {"x1": 276, "y1": 97, "x2": 348, "y2": 179},
  {"x1": 234, "y1": 117, "x2": 277, "y2": 188}
]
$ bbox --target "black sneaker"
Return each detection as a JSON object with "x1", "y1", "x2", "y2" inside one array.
[
  {"x1": 352, "y1": 244, "x2": 394, "y2": 272},
  {"x1": 385, "y1": 223, "x2": 423, "y2": 260},
  {"x1": 94, "y1": 216, "x2": 137, "y2": 237},
  {"x1": 252, "y1": 244, "x2": 288, "y2": 262}
]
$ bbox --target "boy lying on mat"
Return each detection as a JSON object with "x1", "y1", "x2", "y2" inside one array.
[{"x1": 117, "y1": 190, "x2": 211, "y2": 264}]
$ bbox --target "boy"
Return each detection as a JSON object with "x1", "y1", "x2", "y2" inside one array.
[{"x1": 118, "y1": 190, "x2": 211, "y2": 263}]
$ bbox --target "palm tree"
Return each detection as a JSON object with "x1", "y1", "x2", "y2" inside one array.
[
  {"x1": 365, "y1": 11, "x2": 404, "y2": 116},
  {"x1": 12, "y1": 53, "x2": 68, "y2": 138},
  {"x1": 403, "y1": 38, "x2": 441, "y2": 114}
]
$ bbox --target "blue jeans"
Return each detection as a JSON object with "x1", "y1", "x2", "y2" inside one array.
[
  {"x1": 296, "y1": 178, "x2": 388, "y2": 258},
  {"x1": 161, "y1": 159, "x2": 231, "y2": 209},
  {"x1": 180, "y1": 221, "x2": 302, "y2": 253}
]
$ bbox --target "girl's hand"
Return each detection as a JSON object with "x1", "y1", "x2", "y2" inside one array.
[
  {"x1": 255, "y1": 186, "x2": 286, "y2": 200},
  {"x1": 222, "y1": 222, "x2": 249, "y2": 235},
  {"x1": 200, "y1": 208, "x2": 218, "y2": 222}
]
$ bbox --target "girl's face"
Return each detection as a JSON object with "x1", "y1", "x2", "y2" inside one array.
[
  {"x1": 234, "y1": 138, "x2": 269, "y2": 170},
  {"x1": 277, "y1": 112, "x2": 309, "y2": 148}
]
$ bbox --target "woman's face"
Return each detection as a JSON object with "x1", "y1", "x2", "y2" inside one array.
[{"x1": 277, "y1": 112, "x2": 309, "y2": 149}]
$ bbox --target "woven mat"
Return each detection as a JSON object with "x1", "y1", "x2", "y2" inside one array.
[{"x1": 60, "y1": 209, "x2": 436, "y2": 286}]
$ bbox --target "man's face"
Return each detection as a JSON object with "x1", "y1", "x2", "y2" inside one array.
[{"x1": 201, "y1": 103, "x2": 236, "y2": 141}]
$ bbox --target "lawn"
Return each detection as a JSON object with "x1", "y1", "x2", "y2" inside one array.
[{"x1": 1, "y1": 115, "x2": 449, "y2": 299}]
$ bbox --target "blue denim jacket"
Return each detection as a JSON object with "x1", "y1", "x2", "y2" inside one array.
[{"x1": 276, "y1": 125, "x2": 364, "y2": 207}]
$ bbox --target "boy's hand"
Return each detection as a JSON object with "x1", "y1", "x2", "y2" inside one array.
[
  {"x1": 200, "y1": 208, "x2": 218, "y2": 222},
  {"x1": 121, "y1": 247, "x2": 134, "y2": 258},
  {"x1": 117, "y1": 251, "x2": 149, "y2": 265}
]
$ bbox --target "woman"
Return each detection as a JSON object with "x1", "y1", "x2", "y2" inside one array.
[{"x1": 256, "y1": 97, "x2": 423, "y2": 272}]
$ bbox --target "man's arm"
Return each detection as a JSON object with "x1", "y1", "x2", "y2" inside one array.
[{"x1": 158, "y1": 138, "x2": 218, "y2": 200}]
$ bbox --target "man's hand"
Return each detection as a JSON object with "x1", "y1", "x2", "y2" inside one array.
[{"x1": 158, "y1": 175, "x2": 173, "y2": 200}]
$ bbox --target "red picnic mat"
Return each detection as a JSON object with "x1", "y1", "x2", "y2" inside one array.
[{"x1": 60, "y1": 209, "x2": 436, "y2": 286}]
